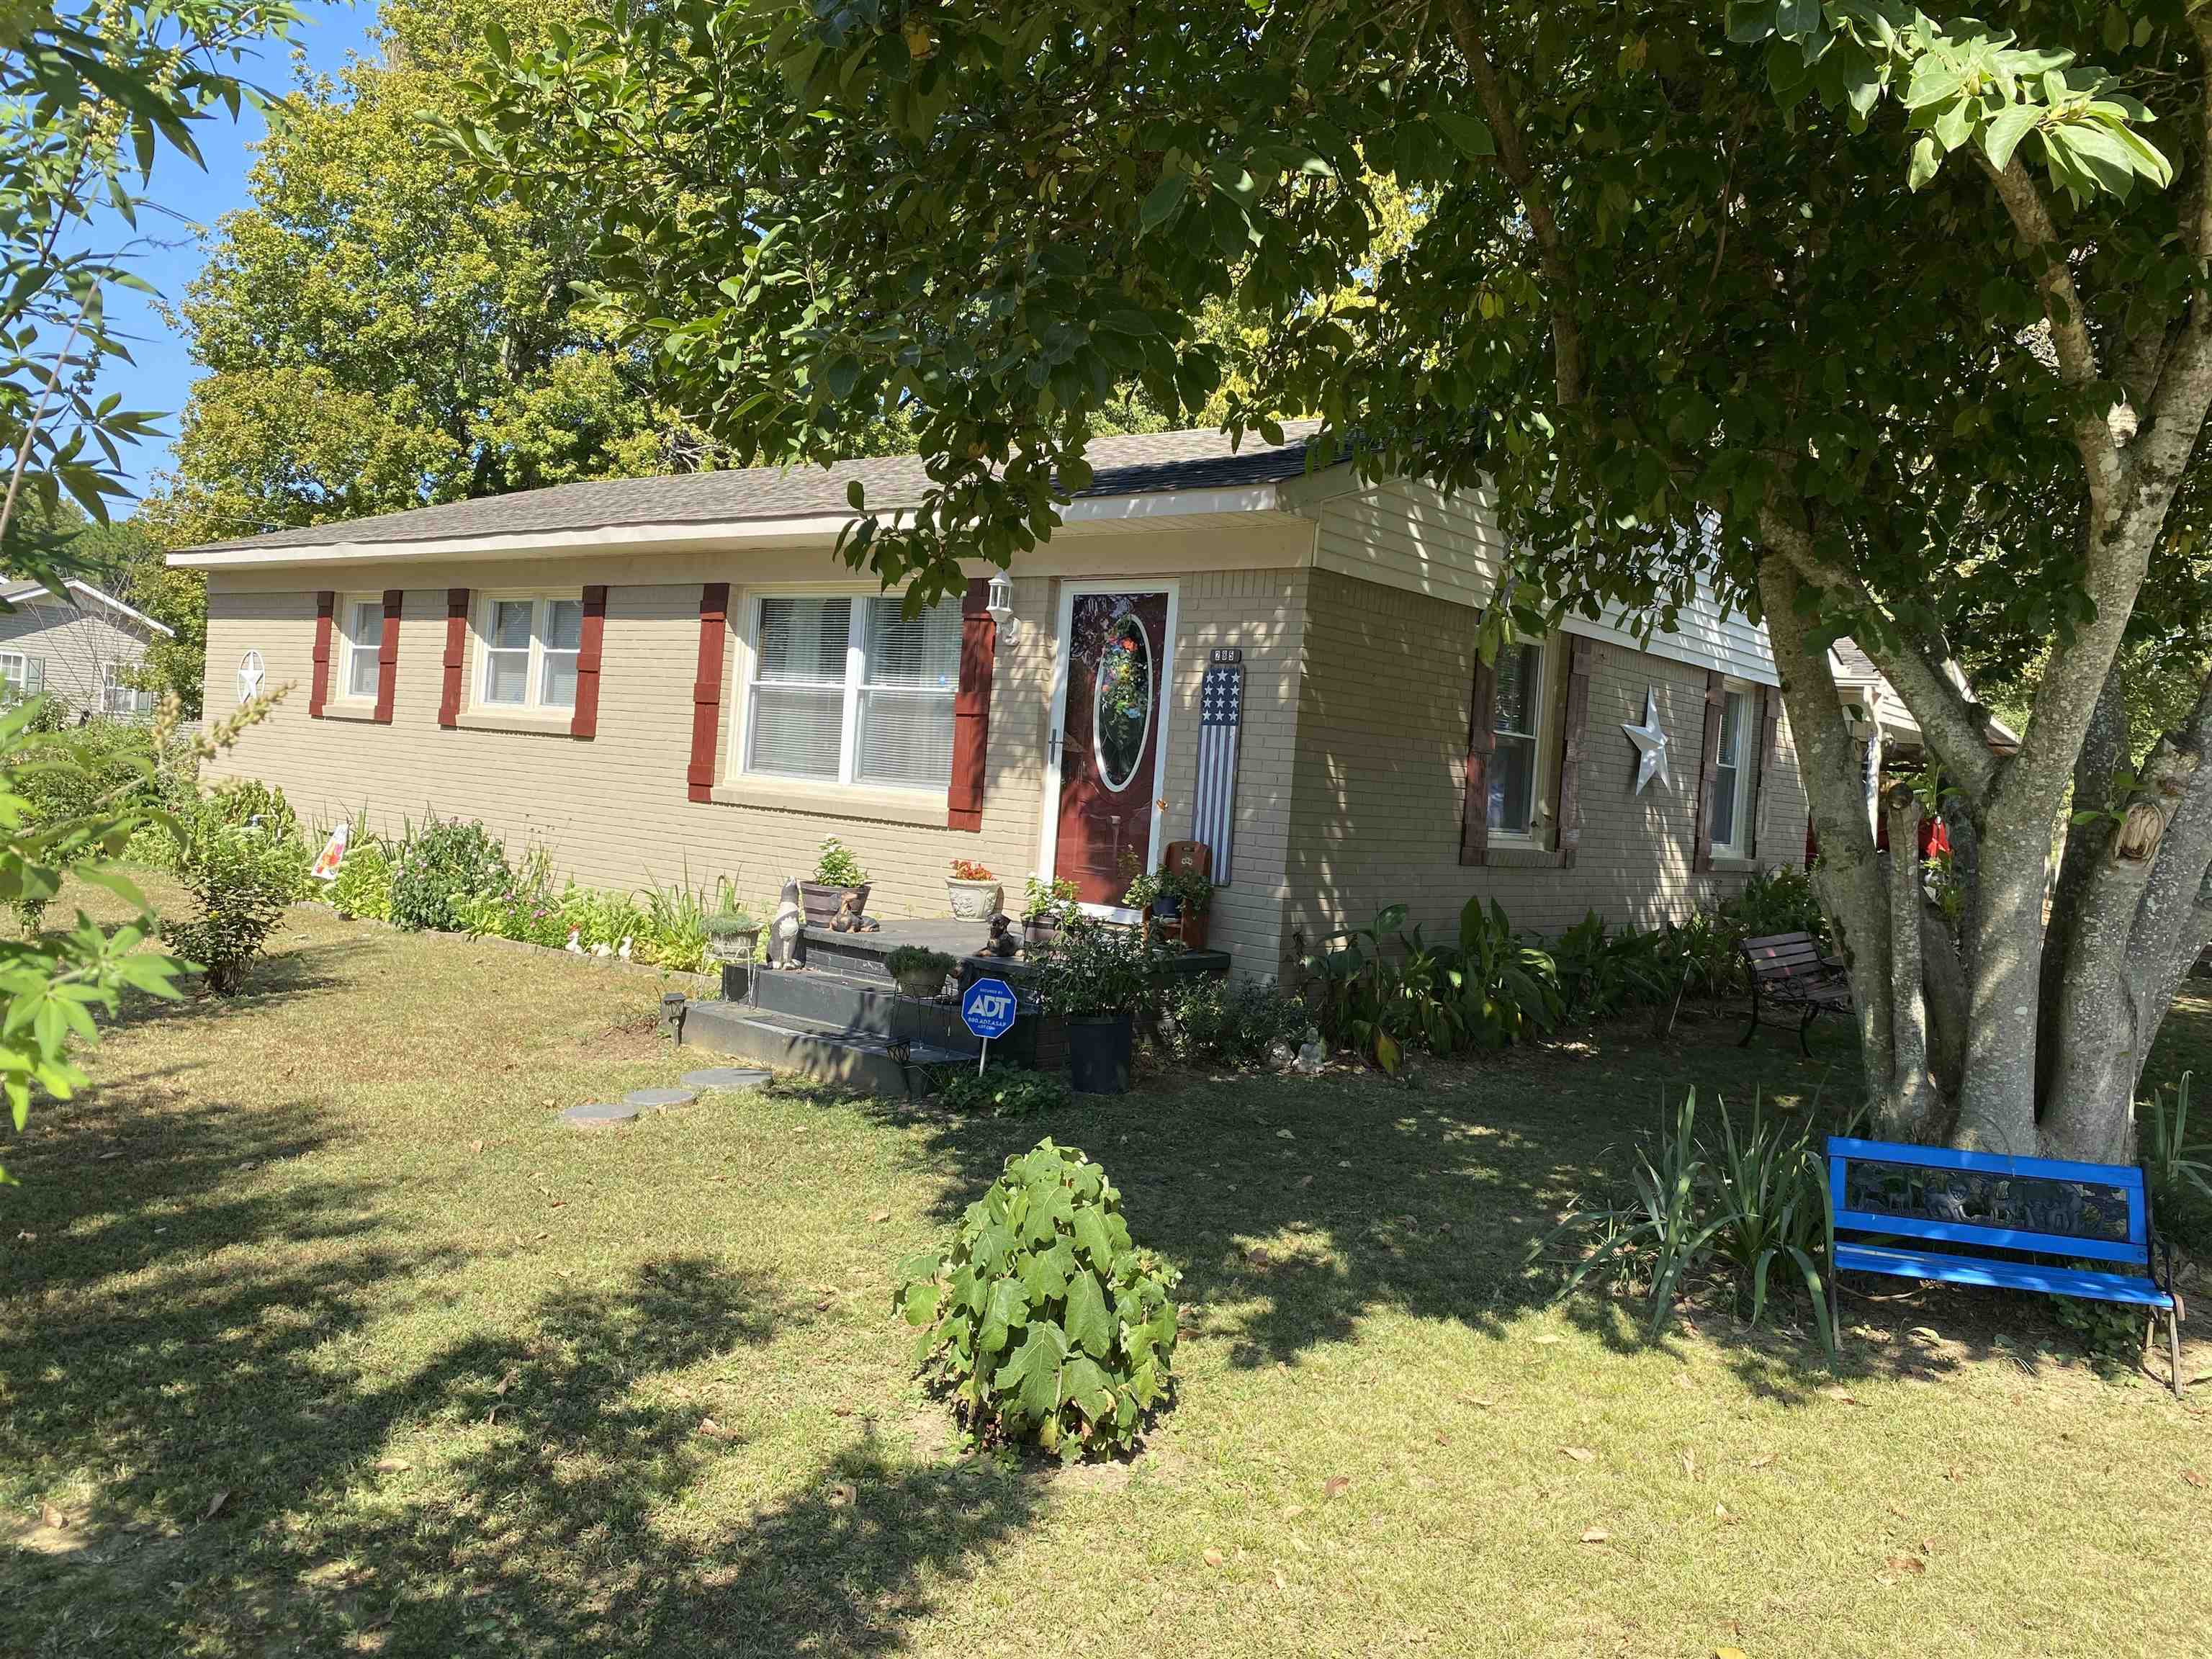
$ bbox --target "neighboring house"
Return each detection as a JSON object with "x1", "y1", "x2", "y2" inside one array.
[
  {"x1": 0, "y1": 577, "x2": 174, "y2": 718},
  {"x1": 171, "y1": 426, "x2": 1813, "y2": 976}
]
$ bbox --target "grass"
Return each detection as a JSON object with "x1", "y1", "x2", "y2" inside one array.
[{"x1": 1, "y1": 886, "x2": 2206, "y2": 1657}]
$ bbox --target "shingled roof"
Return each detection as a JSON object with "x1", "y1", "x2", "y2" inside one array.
[{"x1": 176, "y1": 423, "x2": 1332, "y2": 556}]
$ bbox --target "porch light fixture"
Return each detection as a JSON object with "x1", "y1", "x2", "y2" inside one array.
[{"x1": 985, "y1": 572, "x2": 1019, "y2": 642}]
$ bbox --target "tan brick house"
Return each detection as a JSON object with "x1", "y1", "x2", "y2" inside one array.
[{"x1": 175, "y1": 426, "x2": 1810, "y2": 975}]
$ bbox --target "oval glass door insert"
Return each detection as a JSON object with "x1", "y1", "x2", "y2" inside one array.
[{"x1": 1092, "y1": 613, "x2": 1154, "y2": 793}]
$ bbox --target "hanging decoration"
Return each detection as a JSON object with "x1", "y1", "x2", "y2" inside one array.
[{"x1": 1622, "y1": 688, "x2": 1671, "y2": 793}]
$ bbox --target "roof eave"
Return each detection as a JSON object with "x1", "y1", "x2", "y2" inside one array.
[{"x1": 166, "y1": 480, "x2": 1292, "y2": 570}]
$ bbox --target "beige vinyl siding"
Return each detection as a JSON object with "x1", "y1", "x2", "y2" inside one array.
[
  {"x1": 199, "y1": 524, "x2": 1312, "y2": 966},
  {"x1": 1282, "y1": 567, "x2": 1809, "y2": 961},
  {"x1": 1560, "y1": 576, "x2": 1779, "y2": 687},
  {"x1": 0, "y1": 595, "x2": 156, "y2": 714},
  {"x1": 1309, "y1": 478, "x2": 1503, "y2": 608}
]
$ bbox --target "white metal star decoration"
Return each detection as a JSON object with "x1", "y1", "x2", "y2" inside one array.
[
  {"x1": 237, "y1": 650, "x2": 265, "y2": 704},
  {"x1": 1622, "y1": 688, "x2": 1671, "y2": 793}
]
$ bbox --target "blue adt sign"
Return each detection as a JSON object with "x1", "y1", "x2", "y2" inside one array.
[{"x1": 961, "y1": 977, "x2": 1019, "y2": 1042}]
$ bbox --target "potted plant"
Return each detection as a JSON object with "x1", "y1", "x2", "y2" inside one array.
[
  {"x1": 886, "y1": 944, "x2": 958, "y2": 999},
  {"x1": 1020, "y1": 874, "x2": 1079, "y2": 949},
  {"x1": 1028, "y1": 916, "x2": 1167, "y2": 1094},
  {"x1": 800, "y1": 837, "x2": 870, "y2": 929},
  {"x1": 704, "y1": 907, "x2": 760, "y2": 963},
  {"x1": 946, "y1": 858, "x2": 1001, "y2": 922},
  {"x1": 1123, "y1": 866, "x2": 1216, "y2": 951}
]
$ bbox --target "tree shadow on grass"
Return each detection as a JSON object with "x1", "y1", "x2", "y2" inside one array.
[
  {"x1": 837, "y1": 1015, "x2": 2120, "y2": 1406},
  {"x1": 11, "y1": 1251, "x2": 1041, "y2": 1658}
]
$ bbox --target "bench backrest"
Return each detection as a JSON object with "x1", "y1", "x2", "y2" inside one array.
[
  {"x1": 1740, "y1": 932, "x2": 1830, "y2": 985},
  {"x1": 1825, "y1": 1136, "x2": 2149, "y2": 1268}
]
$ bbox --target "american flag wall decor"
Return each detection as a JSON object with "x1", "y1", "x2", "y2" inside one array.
[{"x1": 1192, "y1": 647, "x2": 1244, "y2": 884}]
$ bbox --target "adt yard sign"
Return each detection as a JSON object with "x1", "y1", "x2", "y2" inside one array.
[{"x1": 961, "y1": 978, "x2": 1018, "y2": 1040}]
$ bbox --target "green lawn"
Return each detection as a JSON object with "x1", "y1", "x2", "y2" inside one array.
[{"x1": 1, "y1": 890, "x2": 2206, "y2": 1657}]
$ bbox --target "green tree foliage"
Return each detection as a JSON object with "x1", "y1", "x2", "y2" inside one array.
[
  {"x1": 458, "y1": 2, "x2": 2212, "y2": 1162},
  {"x1": 2, "y1": 0, "x2": 295, "y2": 571},
  {"x1": 136, "y1": 0, "x2": 710, "y2": 553}
]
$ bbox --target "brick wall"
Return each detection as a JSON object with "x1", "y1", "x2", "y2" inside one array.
[
  {"x1": 199, "y1": 551, "x2": 1308, "y2": 960},
  {"x1": 1282, "y1": 567, "x2": 1809, "y2": 963}
]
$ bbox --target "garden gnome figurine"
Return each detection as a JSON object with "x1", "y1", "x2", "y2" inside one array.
[{"x1": 769, "y1": 878, "x2": 804, "y2": 968}]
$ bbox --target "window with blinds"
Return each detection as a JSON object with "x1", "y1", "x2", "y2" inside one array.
[
  {"x1": 1487, "y1": 639, "x2": 1545, "y2": 837},
  {"x1": 746, "y1": 593, "x2": 959, "y2": 790},
  {"x1": 476, "y1": 593, "x2": 585, "y2": 711},
  {"x1": 343, "y1": 596, "x2": 382, "y2": 701},
  {"x1": 1712, "y1": 687, "x2": 1750, "y2": 854}
]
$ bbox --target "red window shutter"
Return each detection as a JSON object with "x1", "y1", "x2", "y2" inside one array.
[
  {"x1": 373, "y1": 589, "x2": 403, "y2": 724},
  {"x1": 570, "y1": 585, "x2": 608, "y2": 739},
  {"x1": 1552, "y1": 636, "x2": 1593, "y2": 868},
  {"x1": 439, "y1": 588, "x2": 469, "y2": 728},
  {"x1": 1460, "y1": 620, "x2": 1496, "y2": 868},
  {"x1": 310, "y1": 590, "x2": 334, "y2": 717},
  {"x1": 687, "y1": 583, "x2": 729, "y2": 802},
  {"x1": 1692, "y1": 670, "x2": 1726, "y2": 873},
  {"x1": 948, "y1": 577, "x2": 997, "y2": 832},
  {"x1": 1750, "y1": 687, "x2": 1781, "y2": 859}
]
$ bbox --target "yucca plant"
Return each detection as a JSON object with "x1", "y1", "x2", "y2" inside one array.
[
  {"x1": 1548, "y1": 1090, "x2": 1719, "y2": 1340},
  {"x1": 2139, "y1": 1071, "x2": 2210, "y2": 1209},
  {"x1": 1703, "y1": 1097, "x2": 1836, "y2": 1357}
]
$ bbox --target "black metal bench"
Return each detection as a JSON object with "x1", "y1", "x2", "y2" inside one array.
[
  {"x1": 1827, "y1": 1136, "x2": 2186, "y2": 1398},
  {"x1": 1738, "y1": 930, "x2": 1852, "y2": 1056}
]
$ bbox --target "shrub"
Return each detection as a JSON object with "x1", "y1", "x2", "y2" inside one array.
[
  {"x1": 1552, "y1": 910, "x2": 1671, "y2": 1022},
  {"x1": 163, "y1": 814, "x2": 310, "y2": 994},
  {"x1": 1724, "y1": 864, "x2": 1829, "y2": 948},
  {"x1": 812, "y1": 836, "x2": 867, "y2": 887},
  {"x1": 886, "y1": 944, "x2": 959, "y2": 992},
  {"x1": 1160, "y1": 976, "x2": 1310, "y2": 1067},
  {"x1": 1020, "y1": 875, "x2": 1078, "y2": 921},
  {"x1": 895, "y1": 1139, "x2": 1179, "y2": 1460},
  {"x1": 1028, "y1": 915, "x2": 1174, "y2": 1017},
  {"x1": 935, "y1": 1066, "x2": 1071, "y2": 1118},
  {"x1": 1301, "y1": 898, "x2": 1559, "y2": 1072},
  {"x1": 389, "y1": 817, "x2": 511, "y2": 932},
  {"x1": 1545, "y1": 1089, "x2": 1836, "y2": 1357},
  {"x1": 329, "y1": 840, "x2": 393, "y2": 922},
  {"x1": 704, "y1": 909, "x2": 757, "y2": 938},
  {"x1": 203, "y1": 777, "x2": 299, "y2": 841}
]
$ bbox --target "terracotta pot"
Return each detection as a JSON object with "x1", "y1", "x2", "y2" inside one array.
[
  {"x1": 945, "y1": 878, "x2": 1002, "y2": 921},
  {"x1": 799, "y1": 881, "x2": 868, "y2": 928}
]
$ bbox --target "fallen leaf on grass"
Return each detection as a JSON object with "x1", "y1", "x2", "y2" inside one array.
[
  {"x1": 1532, "y1": 1334, "x2": 1561, "y2": 1346},
  {"x1": 1883, "y1": 1555, "x2": 1926, "y2": 1576},
  {"x1": 372, "y1": 1459, "x2": 412, "y2": 1474},
  {"x1": 1714, "y1": 1503, "x2": 1736, "y2": 1524},
  {"x1": 1748, "y1": 1454, "x2": 1776, "y2": 1469},
  {"x1": 2181, "y1": 1468, "x2": 2206, "y2": 1489},
  {"x1": 869, "y1": 1210, "x2": 891, "y2": 1223},
  {"x1": 1716, "y1": 1648, "x2": 1750, "y2": 1658},
  {"x1": 696, "y1": 1419, "x2": 736, "y2": 1440},
  {"x1": 827, "y1": 1482, "x2": 856, "y2": 1507},
  {"x1": 1282, "y1": 1503, "x2": 1305, "y2": 1519},
  {"x1": 1202, "y1": 1547, "x2": 1224, "y2": 1567},
  {"x1": 1271, "y1": 1567, "x2": 1287, "y2": 1590},
  {"x1": 1823, "y1": 1388, "x2": 1863, "y2": 1406},
  {"x1": 1322, "y1": 1476, "x2": 1350, "y2": 1500},
  {"x1": 1679, "y1": 1449, "x2": 1696, "y2": 1480},
  {"x1": 1558, "y1": 1446, "x2": 1595, "y2": 1463},
  {"x1": 39, "y1": 1501, "x2": 63, "y2": 1528},
  {"x1": 469, "y1": 1140, "x2": 484, "y2": 1156},
  {"x1": 1578, "y1": 1527, "x2": 1609, "y2": 1544},
  {"x1": 203, "y1": 1490, "x2": 230, "y2": 1521},
  {"x1": 1454, "y1": 1392, "x2": 1496, "y2": 1408}
]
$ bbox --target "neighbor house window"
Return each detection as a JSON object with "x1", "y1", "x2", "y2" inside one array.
[
  {"x1": 1712, "y1": 686, "x2": 1753, "y2": 855},
  {"x1": 1487, "y1": 639, "x2": 1545, "y2": 837},
  {"x1": 341, "y1": 595, "x2": 382, "y2": 701},
  {"x1": 477, "y1": 593, "x2": 583, "y2": 710},
  {"x1": 744, "y1": 592, "x2": 958, "y2": 789},
  {"x1": 98, "y1": 660, "x2": 153, "y2": 717},
  {"x1": 0, "y1": 651, "x2": 31, "y2": 702}
]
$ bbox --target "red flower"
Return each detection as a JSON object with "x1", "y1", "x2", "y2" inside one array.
[{"x1": 1920, "y1": 817, "x2": 1951, "y2": 858}]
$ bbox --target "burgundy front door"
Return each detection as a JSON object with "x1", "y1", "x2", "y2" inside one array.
[{"x1": 1054, "y1": 591, "x2": 1169, "y2": 907}]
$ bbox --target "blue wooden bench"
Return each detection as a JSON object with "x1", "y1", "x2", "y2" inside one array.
[{"x1": 1826, "y1": 1136, "x2": 2185, "y2": 1398}]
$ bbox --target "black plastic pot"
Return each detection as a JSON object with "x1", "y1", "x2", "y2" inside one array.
[{"x1": 1066, "y1": 1011, "x2": 1133, "y2": 1094}]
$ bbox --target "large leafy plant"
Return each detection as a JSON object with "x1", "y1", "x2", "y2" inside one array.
[
  {"x1": 895, "y1": 1140, "x2": 1179, "y2": 1461},
  {"x1": 1301, "y1": 898, "x2": 1559, "y2": 1072},
  {"x1": 389, "y1": 817, "x2": 510, "y2": 932},
  {"x1": 1027, "y1": 914, "x2": 1172, "y2": 1018}
]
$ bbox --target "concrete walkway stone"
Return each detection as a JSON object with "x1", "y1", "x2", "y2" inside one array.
[
  {"x1": 624, "y1": 1086, "x2": 698, "y2": 1110},
  {"x1": 559, "y1": 1101, "x2": 638, "y2": 1128},
  {"x1": 680, "y1": 1068, "x2": 773, "y2": 1092}
]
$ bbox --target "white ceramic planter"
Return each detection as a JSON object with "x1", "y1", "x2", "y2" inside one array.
[{"x1": 946, "y1": 878, "x2": 1002, "y2": 921}]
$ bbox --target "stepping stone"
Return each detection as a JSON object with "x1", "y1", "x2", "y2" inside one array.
[
  {"x1": 681, "y1": 1068, "x2": 772, "y2": 1092},
  {"x1": 559, "y1": 1101, "x2": 637, "y2": 1128},
  {"x1": 624, "y1": 1086, "x2": 698, "y2": 1110}
]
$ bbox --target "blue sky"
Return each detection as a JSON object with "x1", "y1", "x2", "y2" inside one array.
[{"x1": 96, "y1": 2, "x2": 380, "y2": 505}]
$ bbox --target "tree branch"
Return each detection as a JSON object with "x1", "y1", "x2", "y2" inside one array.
[
  {"x1": 1757, "y1": 503, "x2": 2000, "y2": 802},
  {"x1": 1440, "y1": 1, "x2": 1583, "y2": 405}
]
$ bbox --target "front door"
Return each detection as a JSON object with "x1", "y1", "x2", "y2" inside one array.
[{"x1": 1052, "y1": 590, "x2": 1171, "y2": 907}]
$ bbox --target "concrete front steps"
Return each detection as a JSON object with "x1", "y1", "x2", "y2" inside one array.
[{"x1": 678, "y1": 921, "x2": 989, "y2": 1097}]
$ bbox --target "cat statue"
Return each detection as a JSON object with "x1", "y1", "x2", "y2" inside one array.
[{"x1": 768, "y1": 877, "x2": 804, "y2": 969}]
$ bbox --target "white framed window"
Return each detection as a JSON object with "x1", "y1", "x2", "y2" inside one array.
[
  {"x1": 338, "y1": 594, "x2": 383, "y2": 703},
  {"x1": 1486, "y1": 638, "x2": 1545, "y2": 838},
  {"x1": 98, "y1": 660, "x2": 153, "y2": 717},
  {"x1": 0, "y1": 651, "x2": 27, "y2": 702},
  {"x1": 1712, "y1": 684, "x2": 1754, "y2": 855},
  {"x1": 742, "y1": 590, "x2": 959, "y2": 790},
  {"x1": 476, "y1": 593, "x2": 583, "y2": 711}
]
